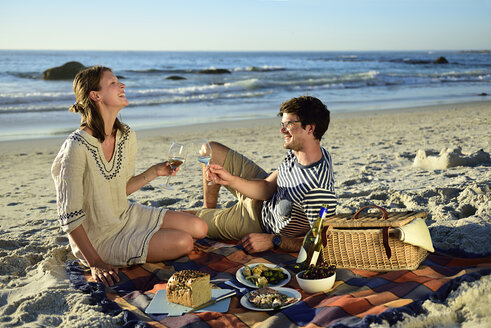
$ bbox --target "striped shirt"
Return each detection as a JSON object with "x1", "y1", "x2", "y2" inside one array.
[{"x1": 260, "y1": 147, "x2": 337, "y2": 237}]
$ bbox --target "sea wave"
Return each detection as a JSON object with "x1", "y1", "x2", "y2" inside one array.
[
  {"x1": 0, "y1": 91, "x2": 73, "y2": 105},
  {"x1": 436, "y1": 71, "x2": 491, "y2": 82},
  {"x1": 133, "y1": 78, "x2": 265, "y2": 97},
  {"x1": 132, "y1": 80, "x2": 269, "y2": 100},
  {"x1": 7, "y1": 71, "x2": 43, "y2": 79},
  {"x1": 233, "y1": 66, "x2": 285, "y2": 72},
  {"x1": 128, "y1": 90, "x2": 272, "y2": 107},
  {"x1": 1, "y1": 65, "x2": 489, "y2": 115},
  {"x1": 125, "y1": 68, "x2": 195, "y2": 74},
  {"x1": 0, "y1": 89, "x2": 272, "y2": 114},
  {"x1": 0, "y1": 103, "x2": 69, "y2": 114}
]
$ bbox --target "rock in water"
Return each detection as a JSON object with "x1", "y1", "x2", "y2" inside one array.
[
  {"x1": 42, "y1": 61, "x2": 85, "y2": 80},
  {"x1": 166, "y1": 75, "x2": 186, "y2": 80},
  {"x1": 434, "y1": 56, "x2": 449, "y2": 64},
  {"x1": 198, "y1": 68, "x2": 231, "y2": 74}
]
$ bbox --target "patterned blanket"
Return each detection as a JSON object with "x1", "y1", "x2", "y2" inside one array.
[{"x1": 66, "y1": 238, "x2": 491, "y2": 328}]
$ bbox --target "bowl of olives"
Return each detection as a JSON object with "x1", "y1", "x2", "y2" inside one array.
[{"x1": 296, "y1": 262, "x2": 336, "y2": 294}]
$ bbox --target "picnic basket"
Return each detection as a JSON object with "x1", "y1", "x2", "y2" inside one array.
[{"x1": 321, "y1": 205, "x2": 429, "y2": 271}]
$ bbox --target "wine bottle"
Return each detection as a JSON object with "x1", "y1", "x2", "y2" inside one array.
[{"x1": 294, "y1": 204, "x2": 329, "y2": 272}]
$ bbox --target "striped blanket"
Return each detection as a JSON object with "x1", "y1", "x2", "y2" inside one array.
[{"x1": 66, "y1": 238, "x2": 491, "y2": 328}]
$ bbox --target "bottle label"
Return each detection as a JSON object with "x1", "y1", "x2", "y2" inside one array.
[
  {"x1": 309, "y1": 250, "x2": 320, "y2": 267},
  {"x1": 297, "y1": 246, "x2": 307, "y2": 263}
]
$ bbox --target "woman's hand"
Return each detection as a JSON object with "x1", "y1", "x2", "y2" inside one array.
[
  {"x1": 90, "y1": 262, "x2": 120, "y2": 287},
  {"x1": 69, "y1": 225, "x2": 121, "y2": 287},
  {"x1": 154, "y1": 162, "x2": 179, "y2": 177},
  {"x1": 127, "y1": 162, "x2": 180, "y2": 195}
]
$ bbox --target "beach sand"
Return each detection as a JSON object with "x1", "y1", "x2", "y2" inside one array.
[{"x1": 0, "y1": 101, "x2": 489, "y2": 327}]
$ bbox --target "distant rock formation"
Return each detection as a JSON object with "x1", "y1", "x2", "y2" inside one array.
[
  {"x1": 434, "y1": 56, "x2": 448, "y2": 64},
  {"x1": 42, "y1": 61, "x2": 85, "y2": 80},
  {"x1": 166, "y1": 75, "x2": 186, "y2": 80},
  {"x1": 198, "y1": 68, "x2": 231, "y2": 74},
  {"x1": 459, "y1": 50, "x2": 490, "y2": 54}
]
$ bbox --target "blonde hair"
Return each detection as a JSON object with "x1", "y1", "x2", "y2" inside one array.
[{"x1": 69, "y1": 66, "x2": 125, "y2": 142}]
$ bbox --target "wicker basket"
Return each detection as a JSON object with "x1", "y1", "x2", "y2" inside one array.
[{"x1": 321, "y1": 205, "x2": 429, "y2": 271}]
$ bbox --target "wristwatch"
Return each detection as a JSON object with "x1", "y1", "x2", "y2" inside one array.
[{"x1": 272, "y1": 234, "x2": 282, "y2": 250}]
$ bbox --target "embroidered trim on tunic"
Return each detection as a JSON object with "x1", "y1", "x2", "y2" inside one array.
[
  {"x1": 68, "y1": 128, "x2": 130, "y2": 180},
  {"x1": 58, "y1": 209, "x2": 85, "y2": 226}
]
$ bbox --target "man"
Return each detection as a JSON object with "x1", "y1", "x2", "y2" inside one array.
[{"x1": 194, "y1": 96, "x2": 336, "y2": 253}]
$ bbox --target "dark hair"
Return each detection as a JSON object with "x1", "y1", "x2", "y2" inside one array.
[
  {"x1": 69, "y1": 66, "x2": 125, "y2": 143},
  {"x1": 278, "y1": 96, "x2": 330, "y2": 140}
]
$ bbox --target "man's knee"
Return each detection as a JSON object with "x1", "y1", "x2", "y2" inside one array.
[{"x1": 209, "y1": 141, "x2": 230, "y2": 166}]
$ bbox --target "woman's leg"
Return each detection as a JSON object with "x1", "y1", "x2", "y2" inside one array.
[
  {"x1": 146, "y1": 211, "x2": 207, "y2": 262},
  {"x1": 146, "y1": 228, "x2": 194, "y2": 262},
  {"x1": 161, "y1": 210, "x2": 208, "y2": 239}
]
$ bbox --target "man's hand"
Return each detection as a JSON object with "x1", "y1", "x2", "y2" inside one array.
[
  {"x1": 206, "y1": 164, "x2": 234, "y2": 185},
  {"x1": 240, "y1": 233, "x2": 274, "y2": 253}
]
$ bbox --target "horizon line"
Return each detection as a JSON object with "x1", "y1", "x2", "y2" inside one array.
[{"x1": 1, "y1": 48, "x2": 489, "y2": 52}]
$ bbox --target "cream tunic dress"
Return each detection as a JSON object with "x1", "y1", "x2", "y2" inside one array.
[{"x1": 51, "y1": 125, "x2": 166, "y2": 266}]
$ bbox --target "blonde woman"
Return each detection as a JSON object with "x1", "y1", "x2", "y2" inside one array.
[{"x1": 52, "y1": 66, "x2": 207, "y2": 286}]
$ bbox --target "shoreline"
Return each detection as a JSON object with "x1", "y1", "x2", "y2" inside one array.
[{"x1": 1, "y1": 99, "x2": 490, "y2": 154}]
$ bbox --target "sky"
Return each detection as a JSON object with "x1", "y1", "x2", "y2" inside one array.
[{"x1": 0, "y1": 0, "x2": 490, "y2": 51}]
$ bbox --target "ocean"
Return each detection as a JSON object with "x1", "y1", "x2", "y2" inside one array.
[{"x1": 0, "y1": 50, "x2": 489, "y2": 141}]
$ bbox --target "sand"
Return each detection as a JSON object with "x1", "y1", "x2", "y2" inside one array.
[{"x1": 0, "y1": 101, "x2": 489, "y2": 327}]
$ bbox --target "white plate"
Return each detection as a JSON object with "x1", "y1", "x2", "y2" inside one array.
[
  {"x1": 240, "y1": 287, "x2": 301, "y2": 311},
  {"x1": 236, "y1": 263, "x2": 291, "y2": 288},
  {"x1": 145, "y1": 289, "x2": 233, "y2": 316}
]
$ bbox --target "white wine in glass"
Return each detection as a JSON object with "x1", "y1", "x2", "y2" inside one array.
[
  {"x1": 194, "y1": 139, "x2": 213, "y2": 185},
  {"x1": 161, "y1": 142, "x2": 186, "y2": 190}
]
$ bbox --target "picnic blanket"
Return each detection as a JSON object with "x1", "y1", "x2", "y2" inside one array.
[{"x1": 66, "y1": 238, "x2": 491, "y2": 328}]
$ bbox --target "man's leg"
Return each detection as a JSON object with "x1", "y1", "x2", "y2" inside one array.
[
  {"x1": 203, "y1": 141, "x2": 230, "y2": 208},
  {"x1": 195, "y1": 145, "x2": 269, "y2": 241}
]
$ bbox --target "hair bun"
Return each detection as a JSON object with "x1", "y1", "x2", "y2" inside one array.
[{"x1": 69, "y1": 102, "x2": 84, "y2": 113}]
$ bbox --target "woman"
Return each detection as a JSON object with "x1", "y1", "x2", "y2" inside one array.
[{"x1": 52, "y1": 66, "x2": 207, "y2": 287}]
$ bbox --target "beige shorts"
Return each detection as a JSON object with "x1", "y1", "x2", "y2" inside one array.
[{"x1": 196, "y1": 149, "x2": 269, "y2": 241}]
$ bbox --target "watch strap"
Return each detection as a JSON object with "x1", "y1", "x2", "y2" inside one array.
[{"x1": 272, "y1": 234, "x2": 282, "y2": 250}]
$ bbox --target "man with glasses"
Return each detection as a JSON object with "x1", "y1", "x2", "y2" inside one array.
[{"x1": 190, "y1": 96, "x2": 336, "y2": 254}]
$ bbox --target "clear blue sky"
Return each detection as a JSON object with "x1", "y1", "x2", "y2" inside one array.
[{"x1": 1, "y1": 0, "x2": 490, "y2": 51}]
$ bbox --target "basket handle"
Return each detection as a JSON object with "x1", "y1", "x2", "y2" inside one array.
[
  {"x1": 321, "y1": 225, "x2": 333, "y2": 248},
  {"x1": 382, "y1": 227, "x2": 392, "y2": 259},
  {"x1": 350, "y1": 205, "x2": 388, "y2": 220},
  {"x1": 351, "y1": 205, "x2": 392, "y2": 259}
]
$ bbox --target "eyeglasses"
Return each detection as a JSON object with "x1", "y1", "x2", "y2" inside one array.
[{"x1": 280, "y1": 120, "x2": 301, "y2": 130}]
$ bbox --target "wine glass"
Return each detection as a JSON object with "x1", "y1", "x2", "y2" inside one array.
[
  {"x1": 193, "y1": 139, "x2": 213, "y2": 185},
  {"x1": 161, "y1": 142, "x2": 186, "y2": 190},
  {"x1": 197, "y1": 139, "x2": 212, "y2": 166}
]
